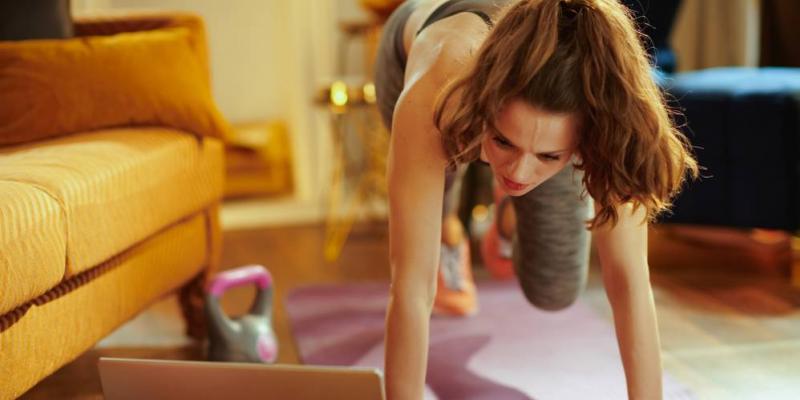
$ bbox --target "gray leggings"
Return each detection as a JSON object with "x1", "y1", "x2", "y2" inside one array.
[
  {"x1": 374, "y1": 2, "x2": 593, "y2": 311},
  {"x1": 510, "y1": 166, "x2": 593, "y2": 311}
]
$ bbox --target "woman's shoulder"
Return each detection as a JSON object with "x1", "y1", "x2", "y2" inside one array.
[{"x1": 402, "y1": 12, "x2": 487, "y2": 94}]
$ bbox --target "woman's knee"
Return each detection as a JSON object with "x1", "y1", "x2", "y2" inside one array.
[
  {"x1": 521, "y1": 290, "x2": 580, "y2": 311},
  {"x1": 515, "y1": 265, "x2": 585, "y2": 311}
]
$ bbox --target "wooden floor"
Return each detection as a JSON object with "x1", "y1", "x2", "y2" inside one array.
[{"x1": 20, "y1": 222, "x2": 800, "y2": 399}]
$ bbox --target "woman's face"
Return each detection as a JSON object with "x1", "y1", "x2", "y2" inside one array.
[{"x1": 481, "y1": 99, "x2": 580, "y2": 196}]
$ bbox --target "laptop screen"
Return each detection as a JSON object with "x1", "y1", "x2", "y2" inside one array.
[{"x1": 99, "y1": 357, "x2": 385, "y2": 400}]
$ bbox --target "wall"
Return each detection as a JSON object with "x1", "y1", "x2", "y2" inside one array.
[
  {"x1": 73, "y1": 0, "x2": 375, "y2": 224},
  {"x1": 85, "y1": 0, "x2": 297, "y2": 123}
]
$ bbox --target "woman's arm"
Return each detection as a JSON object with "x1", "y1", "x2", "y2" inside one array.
[
  {"x1": 593, "y1": 203, "x2": 663, "y2": 400},
  {"x1": 384, "y1": 72, "x2": 451, "y2": 400},
  {"x1": 383, "y1": 17, "x2": 484, "y2": 399}
]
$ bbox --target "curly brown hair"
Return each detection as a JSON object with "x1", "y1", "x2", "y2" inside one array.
[{"x1": 433, "y1": 0, "x2": 699, "y2": 229}]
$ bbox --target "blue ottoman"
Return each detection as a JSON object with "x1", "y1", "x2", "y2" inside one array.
[{"x1": 658, "y1": 67, "x2": 800, "y2": 230}]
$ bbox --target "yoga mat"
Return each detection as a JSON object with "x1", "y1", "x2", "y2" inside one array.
[{"x1": 286, "y1": 280, "x2": 695, "y2": 400}]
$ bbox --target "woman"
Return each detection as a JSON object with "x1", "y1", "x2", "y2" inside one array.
[{"x1": 373, "y1": 0, "x2": 698, "y2": 399}]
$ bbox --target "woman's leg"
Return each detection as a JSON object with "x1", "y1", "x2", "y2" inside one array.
[
  {"x1": 511, "y1": 164, "x2": 593, "y2": 311},
  {"x1": 435, "y1": 166, "x2": 478, "y2": 316},
  {"x1": 480, "y1": 184, "x2": 516, "y2": 279},
  {"x1": 442, "y1": 166, "x2": 466, "y2": 244}
]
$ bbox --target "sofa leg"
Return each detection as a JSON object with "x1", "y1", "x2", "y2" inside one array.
[
  {"x1": 181, "y1": 205, "x2": 222, "y2": 340},
  {"x1": 179, "y1": 273, "x2": 208, "y2": 341},
  {"x1": 792, "y1": 233, "x2": 800, "y2": 289}
]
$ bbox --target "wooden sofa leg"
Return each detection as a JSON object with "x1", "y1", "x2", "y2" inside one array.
[
  {"x1": 179, "y1": 273, "x2": 208, "y2": 340},
  {"x1": 181, "y1": 204, "x2": 222, "y2": 340}
]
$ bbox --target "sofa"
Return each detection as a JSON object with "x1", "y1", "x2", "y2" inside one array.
[{"x1": 0, "y1": 13, "x2": 226, "y2": 399}]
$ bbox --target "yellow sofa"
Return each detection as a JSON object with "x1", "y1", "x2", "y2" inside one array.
[{"x1": 0, "y1": 13, "x2": 225, "y2": 399}]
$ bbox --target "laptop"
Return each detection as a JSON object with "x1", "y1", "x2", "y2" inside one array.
[{"x1": 99, "y1": 357, "x2": 386, "y2": 400}]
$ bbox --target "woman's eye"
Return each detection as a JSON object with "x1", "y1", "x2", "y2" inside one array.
[
  {"x1": 492, "y1": 136, "x2": 513, "y2": 148},
  {"x1": 540, "y1": 155, "x2": 561, "y2": 162}
]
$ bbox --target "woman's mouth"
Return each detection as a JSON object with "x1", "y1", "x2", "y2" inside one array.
[{"x1": 501, "y1": 176, "x2": 526, "y2": 192}]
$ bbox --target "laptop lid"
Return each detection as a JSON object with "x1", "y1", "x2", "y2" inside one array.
[{"x1": 98, "y1": 357, "x2": 385, "y2": 400}]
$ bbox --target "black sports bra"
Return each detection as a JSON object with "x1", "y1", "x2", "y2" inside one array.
[{"x1": 415, "y1": 0, "x2": 498, "y2": 37}]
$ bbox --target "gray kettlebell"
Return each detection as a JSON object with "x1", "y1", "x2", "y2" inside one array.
[{"x1": 205, "y1": 264, "x2": 278, "y2": 363}]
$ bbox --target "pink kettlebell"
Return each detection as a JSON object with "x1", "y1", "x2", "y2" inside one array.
[{"x1": 205, "y1": 265, "x2": 278, "y2": 363}]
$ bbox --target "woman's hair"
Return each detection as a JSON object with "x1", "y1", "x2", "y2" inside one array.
[{"x1": 433, "y1": 0, "x2": 699, "y2": 229}]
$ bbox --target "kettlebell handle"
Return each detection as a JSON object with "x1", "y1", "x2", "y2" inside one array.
[{"x1": 208, "y1": 265, "x2": 272, "y2": 297}]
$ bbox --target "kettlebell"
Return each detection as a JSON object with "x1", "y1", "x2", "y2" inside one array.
[{"x1": 205, "y1": 264, "x2": 278, "y2": 363}]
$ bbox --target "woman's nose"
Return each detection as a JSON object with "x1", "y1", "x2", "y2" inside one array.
[{"x1": 506, "y1": 154, "x2": 538, "y2": 183}]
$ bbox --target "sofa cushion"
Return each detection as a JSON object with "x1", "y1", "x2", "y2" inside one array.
[
  {"x1": 0, "y1": 182, "x2": 67, "y2": 315},
  {"x1": 0, "y1": 127, "x2": 224, "y2": 276},
  {"x1": 0, "y1": 26, "x2": 230, "y2": 146}
]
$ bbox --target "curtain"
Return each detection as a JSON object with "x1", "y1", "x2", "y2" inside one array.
[
  {"x1": 670, "y1": 0, "x2": 761, "y2": 71},
  {"x1": 760, "y1": 0, "x2": 800, "y2": 67}
]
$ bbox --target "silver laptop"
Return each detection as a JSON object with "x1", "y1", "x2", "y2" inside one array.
[{"x1": 99, "y1": 357, "x2": 385, "y2": 400}]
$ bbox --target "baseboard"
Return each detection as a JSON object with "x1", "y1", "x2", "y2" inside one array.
[
  {"x1": 221, "y1": 196, "x2": 325, "y2": 230},
  {"x1": 221, "y1": 195, "x2": 388, "y2": 231}
]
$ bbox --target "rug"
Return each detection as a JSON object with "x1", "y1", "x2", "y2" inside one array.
[{"x1": 286, "y1": 280, "x2": 695, "y2": 400}]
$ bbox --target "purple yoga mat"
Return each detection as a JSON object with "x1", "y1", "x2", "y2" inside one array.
[{"x1": 286, "y1": 280, "x2": 695, "y2": 400}]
